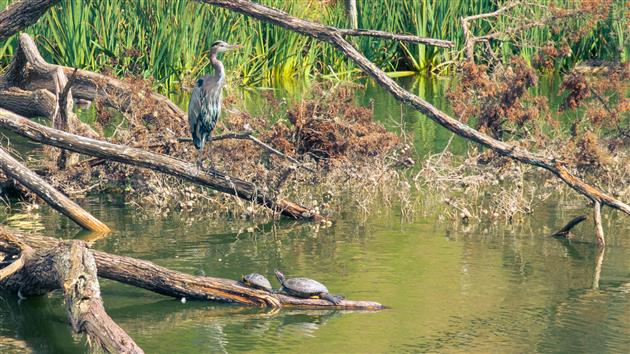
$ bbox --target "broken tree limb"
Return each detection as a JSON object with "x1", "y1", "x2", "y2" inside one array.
[
  {"x1": 196, "y1": 0, "x2": 630, "y2": 218},
  {"x1": 594, "y1": 201, "x2": 605, "y2": 247},
  {"x1": 550, "y1": 214, "x2": 587, "y2": 239},
  {"x1": 0, "y1": 226, "x2": 384, "y2": 310},
  {"x1": 0, "y1": 238, "x2": 143, "y2": 353},
  {"x1": 0, "y1": 0, "x2": 58, "y2": 41},
  {"x1": 1, "y1": 33, "x2": 184, "y2": 125},
  {"x1": 0, "y1": 108, "x2": 322, "y2": 221},
  {"x1": 0, "y1": 87, "x2": 56, "y2": 118},
  {"x1": 337, "y1": 29, "x2": 454, "y2": 47},
  {"x1": 0, "y1": 146, "x2": 111, "y2": 233}
]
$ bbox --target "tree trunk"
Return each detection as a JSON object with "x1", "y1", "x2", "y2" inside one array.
[
  {"x1": 344, "y1": 0, "x2": 358, "y2": 29},
  {"x1": 0, "y1": 238, "x2": 143, "y2": 353},
  {"x1": 0, "y1": 147, "x2": 110, "y2": 232}
]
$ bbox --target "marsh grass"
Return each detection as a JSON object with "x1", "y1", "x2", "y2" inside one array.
[{"x1": 0, "y1": 0, "x2": 625, "y2": 92}]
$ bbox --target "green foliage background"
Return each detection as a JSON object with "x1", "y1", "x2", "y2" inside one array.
[{"x1": 0, "y1": 0, "x2": 627, "y2": 93}]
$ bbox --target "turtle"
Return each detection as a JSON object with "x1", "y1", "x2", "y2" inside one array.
[
  {"x1": 274, "y1": 270, "x2": 343, "y2": 305},
  {"x1": 241, "y1": 273, "x2": 273, "y2": 293}
]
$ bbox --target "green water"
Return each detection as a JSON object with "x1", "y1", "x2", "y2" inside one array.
[{"x1": 1, "y1": 78, "x2": 629, "y2": 353}]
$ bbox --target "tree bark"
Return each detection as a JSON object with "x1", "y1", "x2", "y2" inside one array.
[
  {"x1": 196, "y1": 0, "x2": 630, "y2": 218},
  {"x1": 594, "y1": 201, "x2": 605, "y2": 247},
  {"x1": 343, "y1": 0, "x2": 358, "y2": 29},
  {"x1": 0, "y1": 238, "x2": 143, "y2": 353},
  {"x1": 0, "y1": 0, "x2": 58, "y2": 41},
  {"x1": 0, "y1": 226, "x2": 384, "y2": 310},
  {"x1": 0, "y1": 146, "x2": 111, "y2": 233},
  {"x1": 0, "y1": 108, "x2": 322, "y2": 221}
]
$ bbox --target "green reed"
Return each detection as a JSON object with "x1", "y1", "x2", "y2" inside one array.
[{"x1": 0, "y1": 0, "x2": 626, "y2": 92}]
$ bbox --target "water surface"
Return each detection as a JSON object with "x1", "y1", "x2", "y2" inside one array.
[{"x1": 0, "y1": 77, "x2": 629, "y2": 354}]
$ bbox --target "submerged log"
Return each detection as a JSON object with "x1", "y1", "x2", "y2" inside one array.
[
  {"x1": 0, "y1": 238, "x2": 142, "y2": 353},
  {"x1": 197, "y1": 0, "x2": 630, "y2": 220},
  {"x1": 550, "y1": 214, "x2": 587, "y2": 239},
  {"x1": 0, "y1": 108, "x2": 322, "y2": 221},
  {"x1": 0, "y1": 147, "x2": 110, "y2": 233},
  {"x1": 0, "y1": 226, "x2": 384, "y2": 310}
]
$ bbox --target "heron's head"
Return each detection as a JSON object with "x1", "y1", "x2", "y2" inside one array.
[{"x1": 209, "y1": 40, "x2": 242, "y2": 55}]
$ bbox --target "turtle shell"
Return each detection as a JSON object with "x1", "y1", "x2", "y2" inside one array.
[
  {"x1": 242, "y1": 273, "x2": 272, "y2": 292},
  {"x1": 283, "y1": 277, "x2": 329, "y2": 296}
]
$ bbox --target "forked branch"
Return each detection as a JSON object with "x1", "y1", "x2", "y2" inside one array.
[{"x1": 196, "y1": 0, "x2": 630, "y2": 218}]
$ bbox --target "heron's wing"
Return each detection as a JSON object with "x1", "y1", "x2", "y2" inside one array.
[{"x1": 188, "y1": 85, "x2": 204, "y2": 136}]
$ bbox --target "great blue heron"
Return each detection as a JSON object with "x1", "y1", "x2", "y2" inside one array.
[{"x1": 188, "y1": 40, "x2": 241, "y2": 169}]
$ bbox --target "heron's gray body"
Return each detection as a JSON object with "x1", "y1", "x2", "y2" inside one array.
[
  {"x1": 188, "y1": 73, "x2": 223, "y2": 150},
  {"x1": 188, "y1": 41, "x2": 235, "y2": 151}
]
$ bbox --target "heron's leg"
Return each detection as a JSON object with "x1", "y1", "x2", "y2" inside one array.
[
  {"x1": 207, "y1": 143, "x2": 218, "y2": 176},
  {"x1": 195, "y1": 148, "x2": 204, "y2": 176}
]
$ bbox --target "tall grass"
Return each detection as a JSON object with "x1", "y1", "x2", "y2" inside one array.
[{"x1": 0, "y1": 0, "x2": 626, "y2": 92}]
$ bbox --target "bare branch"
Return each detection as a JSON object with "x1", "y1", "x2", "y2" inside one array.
[
  {"x1": 550, "y1": 214, "x2": 587, "y2": 238},
  {"x1": 594, "y1": 201, "x2": 605, "y2": 247},
  {"x1": 195, "y1": 0, "x2": 630, "y2": 218},
  {"x1": 338, "y1": 29, "x2": 454, "y2": 47},
  {"x1": 0, "y1": 146, "x2": 111, "y2": 232},
  {"x1": 178, "y1": 132, "x2": 316, "y2": 172}
]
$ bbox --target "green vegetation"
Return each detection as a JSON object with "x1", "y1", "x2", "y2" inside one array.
[{"x1": 0, "y1": 0, "x2": 626, "y2": 93}]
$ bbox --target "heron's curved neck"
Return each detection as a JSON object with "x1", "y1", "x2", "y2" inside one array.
[{"x1": 210, "y1": 51, "x2": 224, "y2": 83}]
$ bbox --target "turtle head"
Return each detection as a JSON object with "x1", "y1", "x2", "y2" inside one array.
[{"x1": 274, "y1": 270, "x2": 285, "y2": 283}]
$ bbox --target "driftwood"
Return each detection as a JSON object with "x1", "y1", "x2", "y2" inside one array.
[
  {"x1": 0, "y1": 236, "x2": 143, "y2": 353},
  {"x1": 197, "y1": 0, "x2": 630, "y2": 223},
  {"x1": 550, "y1": 214, "x2": 587, "y2": 239},
  {"x1": 0, "y1": 226, "x2": 384, "y2": 310},
  {"x1": 0, "y1": 0, "x2": 58, "y2": 41},
  {"x1": 0, "y1": 108, "x2": 322, "y2": 221},
  {"x1": 0, "y1": 147, "x2": 110, "y2": 232}
]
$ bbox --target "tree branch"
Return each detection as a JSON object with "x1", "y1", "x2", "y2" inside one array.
[
  {"x1": 0, "y1": 0, "x2": 59, "y2": 41},
  {"x1": 0, "y1": 108, "x2": 322, "y2": 221},
  {"x1": 196, "y1": 0, "x2": 630, "y2": 218},
  {"x1": 0, "y1": 146, "x2": 111, "y2": 232}
]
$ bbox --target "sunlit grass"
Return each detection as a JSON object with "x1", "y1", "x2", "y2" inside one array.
[{"x1": 0, "y1": 0, "x2": 625, "y2": 92}]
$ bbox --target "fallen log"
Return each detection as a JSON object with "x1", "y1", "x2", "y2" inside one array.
[
  {"x1": 0, "y1": 147, "x2": 110, "y2": 233},
  {"x1": 0, "y1": 237, "x2": 142, "y2": 353},
  {"x1": 0, "y1": 108, "x2": 321, "y2": 221},
  {"x1": 197, "y1": 0, "x2": 630, "y2": 220},
  {"x1": 0, "y1": 226, "x2": 384, "y2": 310},
  {"x1": 0, "y1": 0, "x2": 58, "y2": 41}
]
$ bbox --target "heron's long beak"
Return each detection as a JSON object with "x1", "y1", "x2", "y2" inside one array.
[{"x1": 227, "y1": 44, "x2": 243, "y2": 51}]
